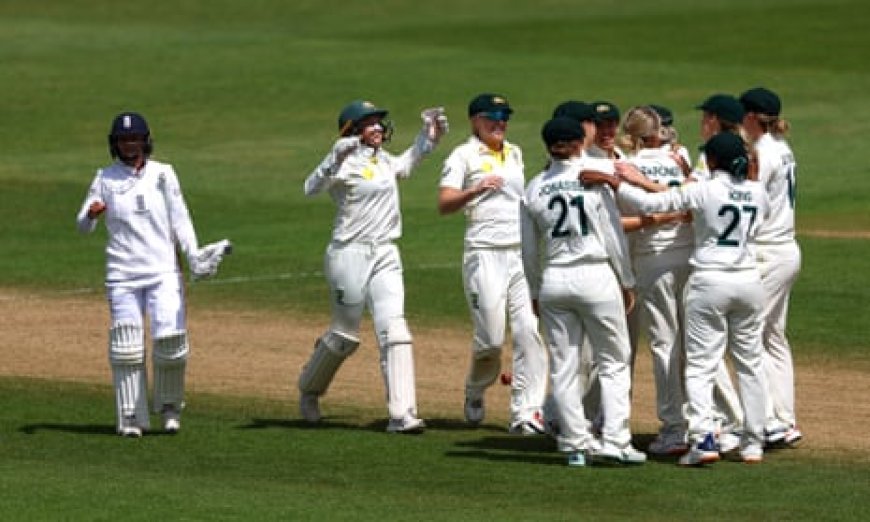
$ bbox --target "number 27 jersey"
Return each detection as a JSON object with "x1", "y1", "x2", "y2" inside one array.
[{"x1": 619, "y1": 172, "x2": 770, "y2": 271}]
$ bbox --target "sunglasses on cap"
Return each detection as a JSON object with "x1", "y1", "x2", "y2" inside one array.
[{"x1": 479, "y1": 110, "x2": 511, "y2": 122}]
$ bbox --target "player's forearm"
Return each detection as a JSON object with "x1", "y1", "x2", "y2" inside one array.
[
  {"x1": 76, "y1": 199, "x2": 101, "y2": 234},
  {"x1": 438, "y1": 186, "x2": 480, "y2": 215}
]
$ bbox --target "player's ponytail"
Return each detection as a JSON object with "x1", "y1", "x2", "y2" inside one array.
[{"x1": 702, "y1": 132, "x2": 752, "y2": 180}]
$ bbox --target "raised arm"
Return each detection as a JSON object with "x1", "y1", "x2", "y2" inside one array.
[
  {"x1": 393, "y1": 107, "x2": 449, "y2": 179},
  {"x1": 303, "y1": 137, "x2": 361, "y2": 195}
]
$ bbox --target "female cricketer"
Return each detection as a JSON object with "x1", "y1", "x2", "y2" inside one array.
[
  {"x1": 740, "y1": 87, "x2": 802, "y2": 447},
  {"x1": 76, "y1": 112, "x2": 229, "y2": 437},
  {"x1": 589, "y1": 132, "x2": 771, "y2": 465},
  {"x1": 299, "y1": 100, "x2": 447, "y2": 433},
  {"x1": 438, "y1": 93, "x2": 548, "y2": 435},
  {"x1": 522, "y1": 116, "x2": 644, "y2": 466}
]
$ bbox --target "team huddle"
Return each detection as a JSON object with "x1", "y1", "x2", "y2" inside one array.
[{"x1": 77, "y1": 88, "x2": 801, "y2": 468}]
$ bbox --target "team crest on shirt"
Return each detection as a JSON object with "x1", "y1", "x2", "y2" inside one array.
[
  {"x1": 361, "y1": 167, "x2": 375, "y2": 180},
  {"x1": 135, "y1": 194, "x2": 148, "y2": 214},
  {"x1": 481, "y1": 162, "x2": 493, "y2": 173}
]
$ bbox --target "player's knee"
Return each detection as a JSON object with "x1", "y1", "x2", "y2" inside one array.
[
  {"x1": 109, "y1": 323, "x2": 145, "y2": 365},
  {"x1": 153, "y1": 331, "x2": 189, "y2": 365},
  {"x1": 472, "y1": 339, "x2": 502, "y2": 362},
  {"x1": 299, "y1": 330, "x2": 360, "y2": 395},
  {"x1": 321, "y1": 330, "x2": 361, "y2": 357},
  {"x1": 473, "y1": 326, "x2": 505, "y2": 352},
  {"x1": 380, "y1": 317, "x2": 413, "y2": 348}
]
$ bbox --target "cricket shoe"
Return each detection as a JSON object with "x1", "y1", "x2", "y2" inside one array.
[
  {"x1": 764, "y1": 425, "x2": 787, "y2": 445},
  {"x1": 765, "y1": 425, "x2": 802, "y2": 448},
  {"x1": 648, "y1": 431, "x2": 688, "y2": 456},
  {"x1": 300, "y1": 392, "x2": 322, "y2": 423},
  {"x1": 118, "y1": 415, "x2": 143, "y2": 438},
  {"x1": 567, "y1": 450, "x2": 591, "y2": 467},
  {"x1": 509, "y1": 411, "x2": 546, "y2": 436},
  {"x1": 161, "y1": 405, "x2": 181, "y2": 434},
  {"x1": 741, "y1": 444, "x2": 764, "y2": 464},
  {"x1": 593, "y1": 441, "x2": 647, "y2": 465},
  {"x1": 386, "y1": 414, "x2": 426, "y2": 434},
  {"x1": 464, "y1": 397, "x2": 484, "y2": 426},
  {"x1": 717, "y1": 431, "x2": 741, "y2": 454},
  {"x1": 678, "y1": 433, "x2": 721, "y2": 466},
  {"x1": 783, "y1": 426, "x2": 803, "y2": 447}
]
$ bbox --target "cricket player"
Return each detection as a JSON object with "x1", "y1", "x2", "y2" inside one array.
[
  {"x1": 76, "y1": 112, "x2": 229, "y2": 437},
  {"x1": 691, "y1": 94, "x2": 750, "y2": 450},
  {"x1": 740, "y1": 87, "x2": 802, "y2": 447},
  {"x1": 298, "y1": 100, "x2": 447, "y2": 433},
  {"x1": 438, "y1": 93, "x2": 548, "y2": 434},
  {"x1": 587, "y1": 101, "x2": 625, "y2": 160},
  {"x1": 589, "y1": 131, "x2": 771, "y2": 465},
  {"x1": 617, "y1": 106, "x2": 694, "y2": 456},
  {"x1": 649, "y1": 103, "x2": 693, "y2": 175},
  {"x1": 522, "y1": 116, "x2": 645, "y2": 466}
]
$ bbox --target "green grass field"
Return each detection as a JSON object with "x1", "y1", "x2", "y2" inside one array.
[{"x1": 2, "y1": 0, "x2": 870, "y2": 519}]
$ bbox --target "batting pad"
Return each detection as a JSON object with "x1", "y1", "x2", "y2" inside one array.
[
  {"x1": 152, "y1": 333, "x2": 189, "y2": 412},
  {"x1": 298, "y1": 331, "x2": 360, "y2": 395},
  {"x1": 109, "y1": 323, "x2": 149, "y2": 430},
  {"x1": 383, "y1": 319, "x2": 417, "y2": 420}
]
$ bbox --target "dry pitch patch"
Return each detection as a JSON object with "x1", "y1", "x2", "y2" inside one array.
[{"x1": 1, "y1": 288, "x2": 868, "y2": 458}]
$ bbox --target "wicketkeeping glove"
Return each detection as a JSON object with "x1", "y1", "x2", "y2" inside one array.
[
  {"x1": 190, "y1": 239, "x2": 232, "y2": 281},
  {"x1": 421, "y1": 107, "x2": 449, "y2": 142}
]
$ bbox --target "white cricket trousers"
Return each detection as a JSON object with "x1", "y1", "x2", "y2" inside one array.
[
  {"x1": 462, "y1": 247, "x2": 548, "y2": 422},
  {"x1": 633, "y1": 246, "x2": 691, "y2": 436},
  {"x1": 107, "y1": 273, "x2": 186, "y2": 336},
  {"x1": 538, "y1": 262, "x2": 633, "y2": 453},
  {"x1": 325, "y1": 241, "x2": 406, "y2": 337},
  {"x1": 324, "y1": 241, "x2": 418, "y2": 419},
  {"x1": 757, "y1": 240, "x2": 801, "y2": 429},
  {"x1": 683, "y1": 269, "x2": 766, "y2": 449}
]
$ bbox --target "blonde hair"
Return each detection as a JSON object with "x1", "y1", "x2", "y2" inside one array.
[
  {"x1": 618, "y1": 106, "x2": 667, "y2": 154},
  {"x1": 758, "y1": 113, "x2": 791, "y2": 137}
]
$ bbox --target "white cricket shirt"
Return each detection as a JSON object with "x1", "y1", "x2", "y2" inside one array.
[
  {"x1": 440, "y1": 136, "x2": 526, "y2": 249},
  {"x1": 76, "y1": 159, "x2": 198, "y2": 285},
  {"x1": 304, "y1": 138, "x2": 428, "y2": 245},
  {"x1": 621, "y1": 147, "x2": 694, "y2": 255},
  {"x1": 618, "y1": 170, "x2": 770, "y2": 271},
  {"x1": 753, "y1": 133, "x2": 796, "y2": 244},
  {"x1": 522, "y1": 158, "x2": 635, "y2": 299}
]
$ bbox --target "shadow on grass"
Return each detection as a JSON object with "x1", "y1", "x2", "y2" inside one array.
[
  {"x1": 239, "y1": 417, "x2": 382, "y2": 433},
  {"x1": 238, "y1": 416, "x2": 507, "y2": 434},
  {"x1": 423, "y1": 417, "x2": 506, "y2": 432},
  {"x1": 445, "y1": 449, "x2": 565, "y2": 466},
  {"x1": 444, "y1": 431, "x2": 561, "y2": 466},
  {"x1": 19, "y1": 423, "x2": 116, "y2": 436},
  {"x1": 444, "y1": 431, "x2": 677, "y2": 467},
  {"x1": 18, "y1": 422, "x2": 184, "y2": 438},
  {"x1": 18, "y1": 423, "x2": 181, "y2": 437}
]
